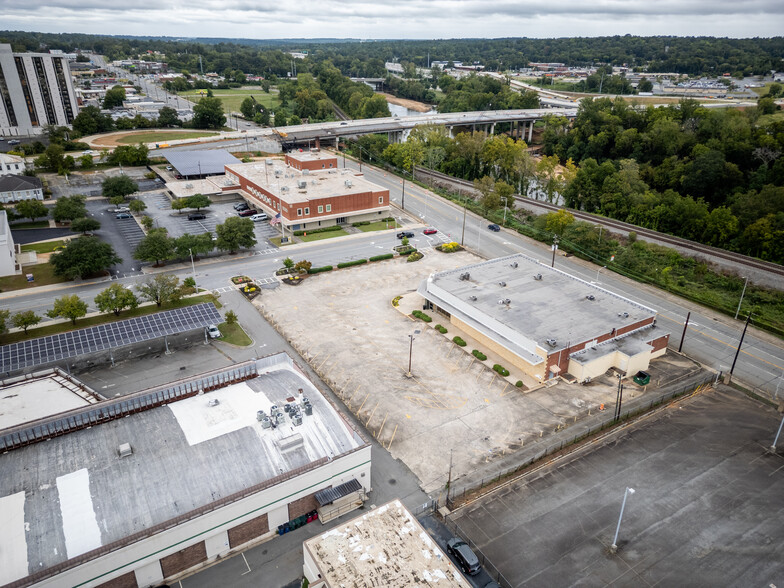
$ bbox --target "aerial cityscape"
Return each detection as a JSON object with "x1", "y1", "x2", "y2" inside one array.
[{"x1": 0, "y1": 3, "x2": 783, "y2": 587}]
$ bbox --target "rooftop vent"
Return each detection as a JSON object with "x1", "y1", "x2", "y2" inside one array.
[
  {"x1": 118, "y1": 443, "x2": 133, "y2": 458},
  {"x1": 469, "y1": 295, "x2": 477, "y2": 301},
  {"x1": 533, "y1": 274, "x2": 543, "y2": 281},
  {"x1": 184, "y1": 183, "x2": 193, "y2": 189},
  {"x1": 498, "y1": 299, "x2": 511, "y2": 305},
  {"x1": 618, "y1": 312, "x2": 629, "y2": 318},
  {"x1": 297, "y1": 180, "x2": 307, "y2": 189},
  {"x1": 498, "y1": 281, "x2": 507, "y2": 287},
  {"x1": 345, "y1": 179, "x2": 353, "y2": 188},
  {"x1": 546, "y1": 338, "x2": 557, "y2": 347},
  {"x1": 459, "y1": 272, "x2": 471, "y2": 281},
  {"x1": 303, "y1": 169, "x2": 310, "y2": 175},
  {"x1": 510, "y1": 262, "x2": 518, "y2": 268},
  {"x1": 586, "y1": 295, "x2": 595, "y2": 301},
  {"x1": 266, "y1": 160, "x2": 273, "y2": 165}
]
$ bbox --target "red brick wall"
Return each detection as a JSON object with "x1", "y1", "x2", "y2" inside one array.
[
  {"x1": 159, "y1": 541, "x2": 208, "y2": 578},
  {"x1": 288, "y1": 492, "x2": 320, "y2": 520},
  {"x1": 96, "y1": 571, "x2": 137, "y2": 588},
  {"x1": 228, "y1": 513, "x2": 270, "y2": 548},
  {"x1": 285, "y1": 153, "x2": 338, "y2": 171},
  {"x1": 648, "y1": 333, "x2": 670, "y2": 352}
]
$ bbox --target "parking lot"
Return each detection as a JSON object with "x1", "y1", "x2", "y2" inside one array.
[
  {"x1": 85, "y1": 200, "x2": 146, "y2": 274},
  {"x1": 257, "y1": 251, "x2": 705, "y2": 495},
  {"x1": 138, "y1": 191, "x2": 279, "y2": 243},
  {"x1": 449, "y1": 386, "x2": 784, "y2": 587}
]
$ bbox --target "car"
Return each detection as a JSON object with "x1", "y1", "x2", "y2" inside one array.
[
  {"x1": 446, "y1": 538, "x2": 481, "y2": 576},
  {"x1": 115, "y1": 212, "x2": 133, "y2": 219},
  {"x1": 423, "y1": 227, "x2": 438, "y2": 235},
  {"x1": 8, "y1": 139, "x2": 20, "y2": 145},
  {"x1": 397, "y1": 231, "x2": 415, "y2": 239},
  {"x1": 165, "y1": 166, "x2": 173, "y2": 171},
  {"x1": 207, "y1": 325, "x2": 221, "y2": 339},
  {"x1": 188, "y1": 213, "x2": 206, "y2": 221},
  {"x1": 233, "y1": 202, "x2": 250, "y2": 211},
  {"x1": 175, "y1": 174, "x2": 183, "y2": 180},
  {"x1": 487, "y1": 223, "x2": 501, "y2": 232},
  {"x1": 110, "y1": 206, "x2": 130, "y2": 213},
  {"x1": 238, "y1": 209, "x2": 256, "y2": 217},
  {"x1": 250, "y1": 213, "x2": 268, "y2": 222},
  {"x1": 483, "y1": 583, "x2": 501, "y2": 588},
  {"x1": 340, "y1": 122, "x2": 348, "y2": 125}
]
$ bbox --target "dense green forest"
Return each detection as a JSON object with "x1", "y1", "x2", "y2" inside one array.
[{"x1": 2, "y1": 31, "x2": 783, "y2": 78}]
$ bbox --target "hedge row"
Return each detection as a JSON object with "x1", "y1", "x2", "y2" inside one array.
[
  {"x1": 352, "y1": 221, "x2": 371, "y2": 227},
  {"x1": 369, "y1": 253, "x2": 394, "y2": 262},
  {"x1": 412, "y1": 310, "x2": 432, "y2": 323},
  {"x1": 435, "y1": 324, "x2": 448, "y2": 334},
  {"x1": 493, "y1": 364, "x2": 510, "y2": 377},
  {"x1": 453, "y1": 336, "x2": 467, "y2": 347},
  {"x1": 472, "y1": 349, "x2": 487, "y2": 361},
  {"x1": 307, "y1": 265, "x2": 334, "y2": 274},
  {"x1": 337, "y1": 259, "x2": 367, "y2": 269},
  {"x1": 293, "y1": 225, "x2": 343, "y2": 236}
]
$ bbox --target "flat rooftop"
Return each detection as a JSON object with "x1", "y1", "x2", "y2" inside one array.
[
  {"x1": 305, "y1": 499, "x2": 467, "y2": 587},
  {"x1": 287, "y1": 150, "x2": 338, "y2": 164},
  {"x1": 167, "y1": 175, "x2": 237, "y2": 199},
  {"x1": 0, "y1": 356, "x2": 363, "y2": 585},
  {"x1": 227, "y1": 160, "x2": 386, "y2": 206},
  {"x1": 165, "y1": 149, "x2": 239, "y2": 176},
  {"x1": 420, "y1": 254, "x2": 656, "y2": 358},
  {"x1": 0, "y1": 371, "x2": 97, "y2": 429}
]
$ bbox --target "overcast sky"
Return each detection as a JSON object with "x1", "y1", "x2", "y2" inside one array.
[{"x1": 2, "y1": 0, "x2": 782, "y2": 39}]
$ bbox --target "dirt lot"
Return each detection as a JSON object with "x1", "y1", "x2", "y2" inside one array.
[{"x1": 257, "y1": 252, "x2": 705, "y2": 495}]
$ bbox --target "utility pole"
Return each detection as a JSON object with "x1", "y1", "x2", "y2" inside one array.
[
  {"x1": 446, "y1": 449, "x2": 453, "y2": 506},
  {"x1": 401, "y1": 177, "x2": 406, "y2": 210},
  {"x1": 461, "y1": 196, "x2": 467, "y2": 246},
  {"x1": 678, "y1": 312, "x2": 690, "y2": 353},
  {"x1": 551, "y1": 235, "x2": 559, "y2": 267},
  {"x1": 735, "y1": 276, "x2": 749, "y2": 320},
  {"x1": 730, "y1": 314, "x2": 752, "y2": 376}
]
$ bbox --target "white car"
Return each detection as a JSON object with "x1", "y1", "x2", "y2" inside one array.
[
  {"x1": 250, "y1": 213, "x2": 268, "y2": 222},
  {"x1": 207, "y1": 325, "x2": 221, "y2": 339},
  {"x1": 110, "y1": 206, "x2": 130, "y2": 213}
]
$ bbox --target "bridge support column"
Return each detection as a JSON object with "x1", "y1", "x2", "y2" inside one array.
[
  {"x1": 315, "y1": 137, "x2": 320, "y2": 150},
  {"x1": 528, "y1": 121, "x2": 534, "y2": 143},
  {"x1": 401, "y1": 128, "x2": 411, "y2": 142},
  {"x1": 447, "y1": 126, "x2": 454, "y2": 138},
  {"x1": 490, "y1": 123, "x2": 495, "y2": 135},
  {"x1": 335, "y1": 136, "x2": 339, "y2": 149}
]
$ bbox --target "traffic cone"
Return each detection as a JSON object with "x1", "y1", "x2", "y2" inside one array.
[{"x1": 599, "y1": 403, "x2": 605, "y2": 411}]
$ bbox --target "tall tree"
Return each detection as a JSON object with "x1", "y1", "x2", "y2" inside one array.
[
  {"x1": 52, "y1": 195, "x2": 88, "y2": 223},
  {"x1": 15, "y1": 199, "x2": 48, "y2": 222},
  {"x1": 102, "y1": 175, "x2": 139, "y2": 200},
  {"x1": 71, "y1": 217, "x2": 101, "y2": 234},
  {"x1": 94, "y1": 284, "x2": 139, "y2": 316},
  {"x1": 215, "y1": 217, "x2": 256, "y2": 253},
  {"x1": 103, "y1": 85, "x2": 126, "y2": 109},
  {"x1": 136, "y1": 274, "x2": 182, "y2": 307},
  {"x1": 12, "y1": 310, "x2": 42, "y2": 334},
  {"x1": 47, "y1": 295, "x2": 88, "y2": 325},
  {"x1": 192, "y1": 96, "x2": 226, "y2": 129},
  {"x1": 50, "y1": 236, "x2": 121, "y2": 279},
  {"x1": 133, "y1": 228, "x2": 174, "y2": 266}
]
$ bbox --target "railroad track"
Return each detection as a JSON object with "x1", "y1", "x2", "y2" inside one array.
[{"x1": 416, "y1": 167, "x2": 784, "y2": 279}]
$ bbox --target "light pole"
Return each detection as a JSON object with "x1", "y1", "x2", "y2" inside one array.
[
  {"x1": 188, "y1": 248, "x2": 197, "y2": 290},
  {"x1": 461, "y1": 195, "x2": 468, "y2": 246},
  {"x1": 772, "y1": 414, "x2": 784, "y2": 452},
  {"x1": 407, "y1": 329, "x2": 421, "y2": 377},
  {"x1": 551, "y1": 235, "x2": 559, "y2": 267},
  {"x1": 502, "y1": 196, "x2": 509, "y2": 225},
  {"x1": 610, "y1": 487, "x2": 635, "y2": 553},
  {"x1": 730, "y1": 313, "x2": 752, "y2": 376},
  {"x1": 734, "y1": 276, "x2": 749, "y2": 320},
  {"x1": 596, "y1": 265, "x2": 606, "y2": 282}
]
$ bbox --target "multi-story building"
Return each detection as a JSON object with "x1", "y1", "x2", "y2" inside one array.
[
  {"x1": 0, "y1": 210, "x2": 18, "y2": 277},
  {"x1": 0, "y1": 174, "x2": 44, "y2": 204},
  {"x1": 0, "y1": 44, "x2": 79, "y2": 137},
  {"x1": 0, "y1": 153, "x2": 26, "y2": 177}
]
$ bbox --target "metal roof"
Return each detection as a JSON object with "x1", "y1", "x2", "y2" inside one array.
[
  {"x1": 315, "y1": 478, "x2": 362, "y2": 506},
  {"x1": 164, "y1": 149, "x2": 239, "y2": 177},
  {"x1": 0, "y1": 303, "x2": 221, "y2": 373}
]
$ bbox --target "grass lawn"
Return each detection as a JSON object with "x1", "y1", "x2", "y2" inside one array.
[
  {"x1": 750, "y1": 82, "x2": 776, "y2": 96},
  {"x1": 10, "y1": 221, "x2": 50, "y2": 229},
  {"x1": 217, "y1": 322, "x2": 252, "y2": 346},
  {"x1": 115, "y1": 130, "x2": 219, "y2": 144},
  {"x1": 298, "y1": 229, "x2": 350, "y2": 242},
  {"x1": 180, "y1": 87, "x2": 280, "y2": 113},
  {"x1": 357, "y1": 220, "x2": 401, "y2": 232},
  {"x1": 759, "y1": 111, "x2": 784, "y2": 125},
  {"x1": 0, "y1": 263, "x2": 67, "y2": 291},
  {"x1": 270, "y1": 236, "x2": 295, "y2": 247},
  {"x1": 1, "y1": 294, "x2": 222, "y2": 345},
  {"x1": 21, "y1": 240, "x2": 66, "y2": 254}
]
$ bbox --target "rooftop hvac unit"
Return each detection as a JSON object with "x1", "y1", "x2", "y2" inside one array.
[
  {"x1": 275, "y1": 170, "x2": 281, "y2": 177},
  {"x1": 207, "y1": 398, "x2": 220, "y2": 407},
  {"x1": 510, "y1": 262, "x2": 518, "y2": 268},
  {"x1": 281, "y1": 186, "x2": 289, "y2": 192},
  {"x1": 504, "y1": 298, "x2": 511, "y2": 305},
  {"x1": 618, "y1": 312, "x2": 629, "y2": 318},
  {"x1": 585, "y1": 295, "x2": 595, "y2": 301},
  {"x1": 469, "y1": 295, "x2": 477, "y2": 301},
  {"x1": 303, "y1": 169, "x2": 310, "y2": 175},
  {"x1": 311, "y1": 180, "x2": 317, "y2": 185},
  {"x1": 297, "y1": 180, "x2": 307, "y2": 189},
  {"x1": 546, "y1": 338, "x2": 557, "y2": 347},
  {"x1": 185, "y1": 183, "x2": 193, "y2": 189},
  {"x1": 118, "y1": 443, "x2": 133, "y2": 458},
  {"x1": 533, "y1": 273, "x2": 543, "y2": 280},
  {"x1": 266, "y1": 160, "x2": 274, "y2": 165},
  {"x1": 345, "y1": 179, "x2": 353, "y2": 187},
  {"x1": 498, "y1": 281, "x2": 507, "y2": 287},
  {"x1": 459, "y1": 272, "x2": 470, "y2": 281}
]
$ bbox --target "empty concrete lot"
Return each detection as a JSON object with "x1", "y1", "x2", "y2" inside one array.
[
  {"x1": 257, "y1": 251, "x2": 702, "y2": 495},
  {"x1": 450, "y1": 387, "x2": 784, "y2": 587}
]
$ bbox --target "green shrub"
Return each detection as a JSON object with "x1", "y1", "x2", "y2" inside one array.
[
  {"x1": 493, "y1": 364, "x2": 510, "y2": 377},
  {"x1": 381, "y1": 217, "x2": 395, "y2": 222},
  {"x1": 337, "y1": 259, "x2": 367, "y2": 269},
  {"x1": 407, "y1": 251, "x2": 424, "y2": 262},
  {"x1": 453, "y1": 336, "x2": 467, "y2": 347},
  {"x1": 412, "y1": 310, "x2": 432, "y2": 322},
  {"x1": 515, "y1": 380, "x2": 523, "y2": 387},
  {"x1": 396, "y1": 246, "x2": 416, "y2": 256},
  {"x1": 307, "y1": 265, "x2": 334, "y2": 274},
  {"x1": 437, "y1": 242, "x2": 462, "y2": 253},
  {"x1": 392, "y1": 296, "x2": 402, "y2": 307},
  {"x1": 352, "y1": 221, "x2": 371, "y2": 227},
  {"x1": 369, "y1": 253, "x2": 394, "y2": 262},
  {"x1": 293, "y1": 225, "x2": 343, "y2": 236},
  {"x1": 472, "y1": 349, "x2": 487, "y2": 361},
  {"x1": 435, "y1": 324, "x2": 448, "y2": 334}
]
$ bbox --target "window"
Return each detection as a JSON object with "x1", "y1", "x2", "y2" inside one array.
[
  {"x1": 326, "y1": 204, "x2": 331, "y2": 212},
  {"x1": 304, "y1": 207, "x2": 310, "y2": 215},
  {"x1": 379, "y1": 197, "x2": 383, "y2": 204},
  {"x1": 297, "y1": 208, "x2": 302, "y2": 216},
  {"x1": 321, "y1": 164, "x2": 325, "y2": 168},
  {"x1": 329, "y1": 163, "x2": 333, "y2": 168},
  {"x1": 318, "y1": 205, "x2": 323, "y2": 213}
]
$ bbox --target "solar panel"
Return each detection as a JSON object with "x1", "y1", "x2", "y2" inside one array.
[
  {"x1": 0, "y1": 303, "x2": 222, "y2": 373},
  {"x1": 164, "y1": 149, "x2": 240, "y2": 177}
]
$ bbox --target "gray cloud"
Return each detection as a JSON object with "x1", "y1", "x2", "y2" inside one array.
[{"x1": 1, "y1": 0, "x2": 781, "y2": 38}]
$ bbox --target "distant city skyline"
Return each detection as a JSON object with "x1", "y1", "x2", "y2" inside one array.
[{"x1": 2, "y1": 0, "x2": 782, "y2": 40}]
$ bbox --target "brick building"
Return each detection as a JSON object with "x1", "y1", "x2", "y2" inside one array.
[
  {"x1": 225, "y1": 157, "x2": 390, "y2": 232},
  {"x1": 0, "y1": 353, "x2": 370, "y2": 588},
  {"x1": 418, "y1": 254, "x2": 669, "y2": 383},
  {"x1": 285, "y1": 150, "x2": 338, "y2": 172}
]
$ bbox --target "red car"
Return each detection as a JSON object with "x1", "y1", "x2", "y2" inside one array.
[
  {"x1": 238, "y1": 209, "x2": 256, "y2": 217},
  {"x1": 423, "y1": 227, "x2": 438, "y2": 235}
]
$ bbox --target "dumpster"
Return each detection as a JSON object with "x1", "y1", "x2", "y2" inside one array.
[{"x1": 633, "y1": 371, "x2": 651, "y2": 386}]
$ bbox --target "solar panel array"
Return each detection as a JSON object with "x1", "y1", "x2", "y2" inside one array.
[
  {"x1": 0, "y1": 361, "x2": 258, "y2": 453},
  {"x1": 164, "y1": 149, "x2": 240, "y2": 177},
  {"x1": 0, "y1": 303, "x2": 222, "y2": 373}
]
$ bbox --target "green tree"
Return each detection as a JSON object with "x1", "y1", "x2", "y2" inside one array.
[
  {"x1": 47, "y1": 294, "x2": 88, "y2": 325},
  {"x1": 136, "y1": 274, "x2": 182, "y2": 307},
  {"x1": 15, "y1": 199, "x2": 48, "y2": 222},
  {"x1": 102, "y1": 175, "x2": 139, "y2": 200},
  {"x1": 50, "y1": 236, "x2": 121, "y2": 279},
  {"x1": 35, "y1": 144, "x2": 66, "y2": 172},
  {"x1": 107, "y1": 144, "x2": 149, "y2": 167},
  {"x1": 171, "y1": 198, "x2": 189, "y2": 214},
  {"x1": 186, "y1": 193, "x2": 212, "y2": 211},
  {"x1": 140, "y1": 216, "x2": 154, "y2": 231},
  {"x1": 638, "y1": 77, "x2": 653, "y2": 93},
  {"x1": 225, "y1": 310, "x2": 238, "y2": 325},
  {"x1": 0, "y1": 309, "x2": 9, "y2": 336},
  {"x1": 215, "y1": 216, "x2": 256, "y2": 253},
  {"x1": 192, "y1": 96, "x2": 226, "y2": 129},
  {"x1": 240, "y1": 96, "x2": 257, "y2": 119},
  {"x1": 94, "y1": 284, "x2": 139, "y2": 316},
  {"x1": 72, "y1": 105, "x2": 114, "y2": 135},
  {"x1": 52, "y1": 195, "x2": 87, "y2": 223},
  {"x1": 283, "y1": 257, "x2": 294, "y2": 269},
  {"x1": 79, "y1": 154, "x2": 94, "y2": 169},
  {"x1": 71, "y1": 217, "x2": 101, "y2": 234},
  {"x1": 473, "y1": 176, "x2": 499, "y2": 210},
  {"x1": 12, "y1": 310, "x2": 41, "y2": 333},
  {"x1": 103, "y1": 85, "x2": 126, "y2": 109},
  {"x1": 157, "y1": 106, "x2": 181, "y2": 127},
  {"x1": 545, "y1": 209, "x2": 576, "y2": 236},
  {"x1": 133, "y1": 228, "x2": 174, "y2": 266},
  {"x1": 129, "y1": 199, "x2": 147, "y2": 214}
]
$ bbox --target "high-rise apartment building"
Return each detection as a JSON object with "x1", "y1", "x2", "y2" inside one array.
[{"x1": 0, "y1": 44, "x2": 79, "y2": 137}]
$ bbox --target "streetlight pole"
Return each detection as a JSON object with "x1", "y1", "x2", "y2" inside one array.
[
  {"x1": 735, "y1": 276, "x2": 749, "y2": 320},
  {"x1": 401, "y1": 176, "x2": 406, "y2": 210},
  {"x1": 610, "y1": 487, "x2": 635, "y2": 553},
  {"x1": 461, "y1": 196, "x2": 467, "y2": 246},
  {"x1": 188, "y1": 248, "x2": 197, "y2": 290},
  {"x1": 596, "y1": 265, "x2": 606, "y2": 282},
  {"x1": 551, "y1": 235, "x2": 559, "y2": 267},
  {"x1": 730, "y1": 313, "x2": 752, "y2": 376},
  {"x1": 407, "y1": 330, "x2": 420, "y2": 377},
  {"x1": 772, "y1": 414, "x2": 784, "y2": 452},
  {"x1": 502, "y1": 197, "x2": 508, "y2": 225}
]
